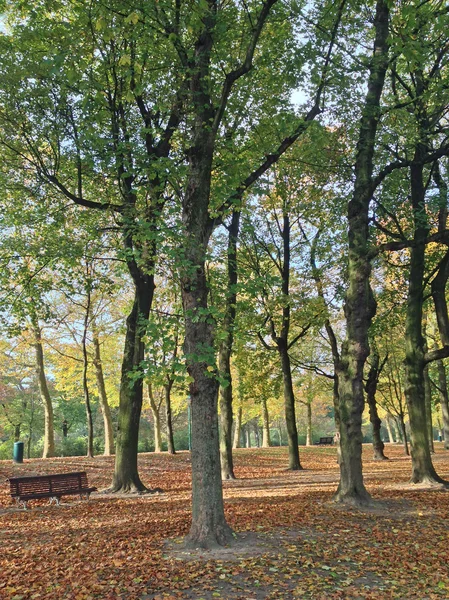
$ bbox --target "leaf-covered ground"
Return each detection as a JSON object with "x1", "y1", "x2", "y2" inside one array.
[{"x1": 1, "y1": 444, "x2": 449, "y2": 599}]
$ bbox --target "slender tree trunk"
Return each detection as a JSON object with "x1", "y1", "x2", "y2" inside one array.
[
  {"x1": 31, "y1": 319, "x2": 55, "y2": 459},
  {"x1": 111, "y1": 274, "x2": 154, "y2": 492},
  {"x1": 14, "y1": 424, "x2": 21, "y2": 442},
  {"x1": 437, "y1": 360, "x2": 449, "y2": 449},
  {"x1": 82, "y1": 279, "x2": 94, "y2": 459},
  {"x1": 365, "y1": 350, "x2": 388, "y2": 460},
  {"x1": 246, "y1": 426, "x2": 251, "y2": 448},
  {"x1": 148, "y1": 383, "x2": 162, "y2": 453},
  {"x1": 424, "y1": 364, "x2": 435, "y2": 453},
  {"x1": 233, "y1": 406, "x2": 242, "y2": 449},
  {"x1": 398, "y1": 413, "x2": 409, "y2": 456},
  {"x1": 335, "y1": 0, "x2": 389, "y2": 506},
  {"x1": 262, "y1": 398, "x2": 271, "y2": 447},
  {"x1": 306, "y1": 402, "x2": 312, "y2": 447},
  {"x1": 279, "y1": 344, "x2": 302, "y2": 469},
  {"x1": 385, "y1": 416, "x2": 394, "y2": 444},
  {"x1": 219, "y1": 210, "x2": 240, "y2": 480},
  {"x1": 165, "y1": 381, "x2": 176, "y2": 455},
  {"x1": 92, "y1": 330, "x2": 115, "y2": 455}
]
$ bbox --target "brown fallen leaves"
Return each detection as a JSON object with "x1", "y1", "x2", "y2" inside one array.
[{"x1": 1, "y1": 444, "x2": 449, "y2": 599}]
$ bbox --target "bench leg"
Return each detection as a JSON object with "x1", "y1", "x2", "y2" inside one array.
[
  {"x1": 15, "y1": 498, "x2": 28, "y2": 510},
  {"x1": 49, "y1": 496, "x2": 61, "y2": 506}
]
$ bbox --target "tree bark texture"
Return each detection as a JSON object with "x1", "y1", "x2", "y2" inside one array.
[
  {"x1": 93, "y1": 331, "x2": 115, "y2": 455},
  {"x1": 165, "y1": 381, "x2": 176, "y2": 455},
  {"x1": 32, "y1": 320, "x2": 55, "y2": 459},
  {"x1": 111, "y1": 274, "x2": 154, "y2": 492},
  {"x1": 262, "y1": 398, "x2": 271, "y2": 447},
  {"x1": 218, "y1": 210, "x2": 240, "y2": 480},
  {"x1": 279, "y1": 344, "x2": 302, "y2": 469},
  {"x1": 335, "y1": 0, "x2": 389, "y2": 505},
  {"x1": 148, "y1": 383, "x2": 163, "y2": 453},
  {"x1": 306, "y1": 402, "x2": 312, "y2": 447},
  {"x1": 404, "y1": 152, "x2": 443, "y2": 484},
  {"x1": 82, "y1": 283, "x2": 94, "y2": 459},
  {"x1": 437, "y1": 360, "x2": 449, "y2": 449},
  {"x1": 365, "y1": 350, "x2": 388, "y2": 460},
  {"x1": 233, "y1": 406, "x2": 242, "y2": 449}
]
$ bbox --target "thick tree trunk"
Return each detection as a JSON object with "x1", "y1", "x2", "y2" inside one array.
[
  {"x1": 437, "y1": 360, "x2": 449, "y2": 449},
  {"x1": 262, "y1": 398, "x2": 271, "y2": 447},
  {"x1": 306, "y1": 402, "x2": 312, "y2": 447},
  {"x1": 93, "y1": 331, "x2": 115, "y2": 455},
  {"x1": 365, "y1": 351, "x2": 388, "y2": 460},
  {"x1": 233, "y1": 406, "x2": 242, "y2": 449},
  {"x1": 181, "y1": 138, "x2": 232, "y2": 547},
  {"x1": 165, "y1": 381, "x2": 176, "y2": 455},
  {"x1": 334, "y1": 0, "x2": 389, "y2": 506},
  {"x1": 111, "y1": 275, "x2": 154, "y2": 492},
  {"x1": 148, "y1": 384, "x2": 163, "y2": 453},
  {"x1": 279, "y1": 344, "x2": 302, "y2": 470},
  {"x1": 32, "y1": 320, "x2": 55, "y2": 459},
  {"x1": 219, "y1": 211, "x2": 240, "y2": 480}
]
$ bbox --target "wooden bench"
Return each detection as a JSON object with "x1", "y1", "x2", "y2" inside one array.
[
  {"x1": 8, "y1": 471, "x2": 97, "y2": 509},
  {"x1": 314, "y1": 436, "x2": 334, "y2": 446}
]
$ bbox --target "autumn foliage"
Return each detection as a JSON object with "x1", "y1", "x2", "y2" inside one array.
[{"x1": 1, "y1": 445, "x2": 449, "y2": 599}]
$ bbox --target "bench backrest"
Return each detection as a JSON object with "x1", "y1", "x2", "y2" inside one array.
[
  {"x1": 319, "y1": 436, "x2": 334, "y2": 444},
  {"x1": 9, "y1": 471, "x2": 89, "y2": 497}
]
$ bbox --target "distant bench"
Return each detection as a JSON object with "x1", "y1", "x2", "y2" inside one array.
[
  {"x1": 314, "y1": 436, "x2": 334, "y2": 446},
  {"x1": 8, "y1": 471, "x2": 97, "y2": 509}
]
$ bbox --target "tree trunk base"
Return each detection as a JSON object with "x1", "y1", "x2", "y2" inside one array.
[
  {"x1": 104, "y1": 484, "x2": 163, "y2": 494},
  {"x1": 373, "y1": 454, "x2": 389, "y2": 461},
  {"x1": 184, "y1": 523, "x2": 234, "y2": 550},
  {"x1": 332, "y1": 488, "x2": 372, "y2": 507},
  {"x1": 409, "y1": 474, "x2": 448, "y2": 487}
]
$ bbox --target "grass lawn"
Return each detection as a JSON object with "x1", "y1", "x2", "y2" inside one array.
[{"x1": 1, "y1": 443, "x2": 449, "y2": 599}]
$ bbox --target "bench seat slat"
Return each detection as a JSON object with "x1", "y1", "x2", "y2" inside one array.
[{"x1": 8, "y1": 471, "x2": 97, "y2": 506}]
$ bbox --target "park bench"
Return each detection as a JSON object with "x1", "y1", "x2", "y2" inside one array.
[
  {"x1": 314, "y1": 436, "x2": 334, "y2": 446},
  {"x1": 8, "y1": 471, "x2": 97, "y2": 509}
]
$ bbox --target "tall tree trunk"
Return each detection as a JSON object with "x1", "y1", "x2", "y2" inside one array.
[
  {"x1": 335, "y1": 0, "x2": 389, "y2": 506},
  {"x1": 181, "y1": 130, "x2": 232, "y2": 547},
  {"x1": 81, "y1": 278, "x2": 94, "y2": 459},
  {"x1": 424, "y1": 364, "x2": 435, "y2": 453},
  {"x1": 437, "y1": 360, "x2": 449, "y2": 449},
  {"x1": 148, "y1": 383, "x2": 163, "y2": 453},
  {"x1": 398, "y1": 413, "x2": 409, "y2": 456},
  {"x1": 404, "y1": 152, "x2": 443, "y2": 483},
  {"x1": 306, "y1": 402, "x2": 312, "y2": 447},
  {"x1": 92, "y1": 329, "x2": 114, "y2": 456},
  {"x1": 233, "y1": 406, "x2": 242, "y2": 449},
  {"x1": 14, "y1": 424, "x2": 21, "y2": 442},
  {"x1": 279, "y1": 344, "x2": 302, "y2": 469},
  {"x1": 165, "y1": 381, "x2": 176, "y2": 455},
  {"x1": 111, "y1": 274, "x2": 154, "y2": 492},
  {"x1": 219, "y1": 210, "x2": 240, "y2": 480},
  {"x1": 246, "y1": 426, "x2": 251, "y2": 448},
  {"x1": 365, "y1": 350, "x2": 388, "y2": 460},
  {"x1": 31, "y1": 318, "x2": 55, "y2": 459},
  {"x1": 262, "y1": 398, "x2": 271, "y2": 447}
]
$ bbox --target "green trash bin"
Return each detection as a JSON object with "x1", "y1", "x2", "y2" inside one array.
[{"x1": 13, "y1": 441, "x2": 24, "y2": 463}]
